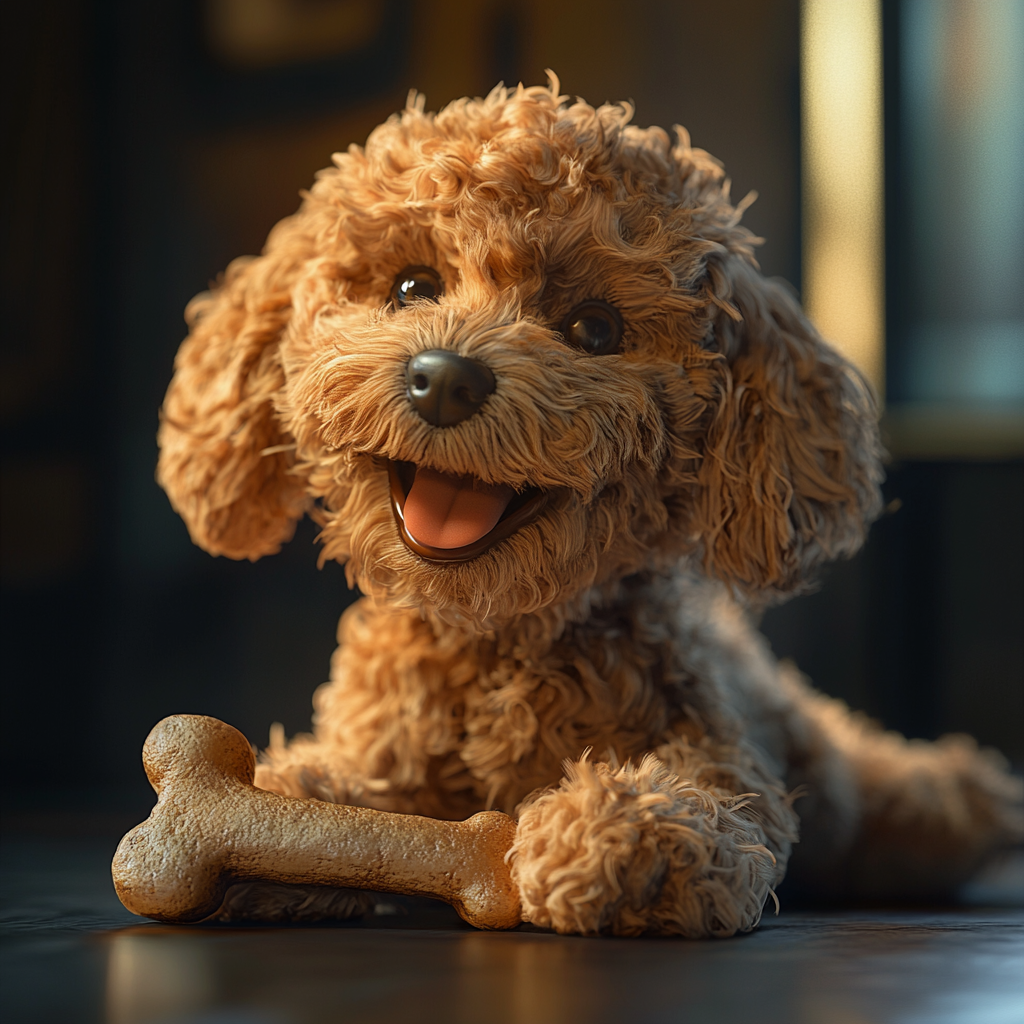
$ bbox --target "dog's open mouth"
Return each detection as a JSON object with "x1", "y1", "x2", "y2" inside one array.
[{"x1": 388, "y1": 460, "x2": 548, "y2": 562}]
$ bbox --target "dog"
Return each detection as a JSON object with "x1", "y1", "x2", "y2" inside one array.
[{"x1": 157, "y1": 79, "x2": 1021, "y2": 936}]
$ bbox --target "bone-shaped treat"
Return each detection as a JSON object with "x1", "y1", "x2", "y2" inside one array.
[{"x1": 111, "y1": 715, "x2": 521, "y2": 929}]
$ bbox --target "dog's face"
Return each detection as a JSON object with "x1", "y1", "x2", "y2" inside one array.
[{"x1": 159, "y1": 83, "x2": 882, "y2": 627}]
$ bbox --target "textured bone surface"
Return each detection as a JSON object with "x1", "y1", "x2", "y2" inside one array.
[{"x1": 111, "y1": 715, "x2": 521, "y2": 929}]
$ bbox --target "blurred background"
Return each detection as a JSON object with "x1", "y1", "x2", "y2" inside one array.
[{"x1": 3, "y1": 0, "x2": 1022, "y2": 834}]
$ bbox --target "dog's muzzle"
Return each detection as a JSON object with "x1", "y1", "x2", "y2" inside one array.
[{"x1": 393, "y1": 349, "x2": 546, "y2": 560}]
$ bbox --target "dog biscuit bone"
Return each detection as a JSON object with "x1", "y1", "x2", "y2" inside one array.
[{"x1": 111, "y1": 715, "x2": 521, "y2": 929}]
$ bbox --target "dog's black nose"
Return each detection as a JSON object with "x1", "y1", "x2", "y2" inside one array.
[{"x1": 406, "y1": 350, "x2": 496, "y2": 427}]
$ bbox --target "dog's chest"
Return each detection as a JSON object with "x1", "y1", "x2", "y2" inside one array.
[{"x1": 328, "y1": 595, "x2": 762, "y2": 812}]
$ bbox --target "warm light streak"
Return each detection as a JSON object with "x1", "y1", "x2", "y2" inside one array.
[{"x1": 801, "y1": 0, "x2": 885, "y2": 398}]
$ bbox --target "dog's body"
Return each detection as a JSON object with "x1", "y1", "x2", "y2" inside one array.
[{"x1": 158, "y1": 81, "x2": 1021, "y2": 936}]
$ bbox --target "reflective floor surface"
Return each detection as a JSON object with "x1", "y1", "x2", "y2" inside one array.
[{"x1": 2, "y1": 837, "x2": 1022, "y2": 1024}]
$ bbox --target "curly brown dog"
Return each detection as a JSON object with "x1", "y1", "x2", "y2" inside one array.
[{"x1": 157, "y1": 79, "x2": 1021, "y2": 937}]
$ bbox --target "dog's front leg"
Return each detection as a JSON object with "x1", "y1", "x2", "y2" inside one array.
[{"x1": 508, "y1": 739, "x2": 797, "y2": 937}]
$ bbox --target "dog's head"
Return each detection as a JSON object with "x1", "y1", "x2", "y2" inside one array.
[{"x1": 158, "y1": 80, "x2": 882, "y2": 626}]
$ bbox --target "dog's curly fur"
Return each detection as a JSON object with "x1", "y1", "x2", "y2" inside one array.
[{"x1": 158, "y1": 78, "x2": 1022, "y2": 937}]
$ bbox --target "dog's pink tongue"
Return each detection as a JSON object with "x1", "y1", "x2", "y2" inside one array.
[{"x1": 403, "y1": 468, "x2": 514, "y2": 549}]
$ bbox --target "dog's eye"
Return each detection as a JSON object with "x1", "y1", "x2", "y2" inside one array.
[
  {"x1": 391, "y1": 267, "x2": 443, "y2": 308},
  {"x1": 561, "y1": 300, "x2": 623, "y2": 356}
]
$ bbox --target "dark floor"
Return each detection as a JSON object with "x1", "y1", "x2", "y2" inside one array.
[{"x1": 1, "y1": 836, "x2": 1022, "y2": 1024}]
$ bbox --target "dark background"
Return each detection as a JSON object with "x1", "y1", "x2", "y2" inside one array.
[{"x1": 3, "y1": 0, "x2": 1021, "y2": 830}]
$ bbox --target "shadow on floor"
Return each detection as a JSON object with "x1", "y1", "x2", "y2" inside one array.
[{"x1": 1, "y1": 832, "x2": 1022, "y2": 1024}]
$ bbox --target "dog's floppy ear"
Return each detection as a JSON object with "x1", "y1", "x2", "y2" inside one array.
[
  {"x1": 693, "y1": 254, "x2": 883, "y2": 599},
  {"x1": 157, "y1": 221, "x2": 312, "y2": 560}
]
